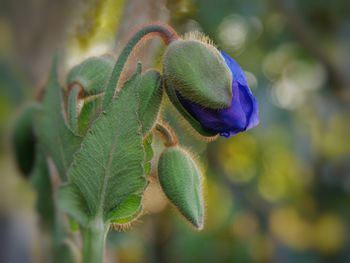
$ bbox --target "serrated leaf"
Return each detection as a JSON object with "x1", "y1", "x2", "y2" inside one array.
[
  {"x1": 65, "y1": 64, "x2": 147, "y2": 224},
  {"x1": 157, "y1": 146, "x2": 204, "y2": 229},
  {"x1": 35, "y1": 56, "x2": 82, "y2": 180}
]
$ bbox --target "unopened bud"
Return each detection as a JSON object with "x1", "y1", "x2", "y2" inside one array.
[{"x1": 157, "y1": 146, "x2": 204, "y2": 229}]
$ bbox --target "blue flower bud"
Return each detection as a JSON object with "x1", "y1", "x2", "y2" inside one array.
[{"x1": 175, "y1": 51, "x2": 259, "y2": 138}]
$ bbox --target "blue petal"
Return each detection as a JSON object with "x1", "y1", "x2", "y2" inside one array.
[
  {"x1": 176, "y1": 82, "x2": 256, "y2": 136},
  {"x1": 220, "y1": 51, "x2": 249, "y2": 88}
]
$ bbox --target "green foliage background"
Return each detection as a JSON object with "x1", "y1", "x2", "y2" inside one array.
[{"x1": 0, "y1": 0, "x2": 349, "y2": 262}]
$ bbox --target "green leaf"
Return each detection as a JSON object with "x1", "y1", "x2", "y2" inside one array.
[
  {"x1": 30, "y1": 148, "x2": 54, "y2": 228},
  {"x1": 67, "y1": 85, "x2": 81, "y2": 133},
  {"x1": 35, "y1": 56, "x2": 82, "y2": 180},
  {"x1": 157, "y1": 146, "x2": 204, "y2": 229},
  {"x1": 12, "y1": 103, "x2": 40, "y2": 176},
  {"x1": 65, "y1": 64, "x2": 147, "y2": 225},
  {"x1": 78, "y1": 95, "x2": 103, "y2": 136},
  {"x1": 110, "y1": 194, "x2": 142, "y2": 224},
  {"x1": 138, "y1": 70, "x2": 163, "y2": 135},
  {"x1": 56, "y1": 239, "x2": 81, "y2": 263},
  {"x1": 59, "y1": 184, "x2": 89, "y2": 226},
  {"x1": 66, "y1": 56, "x2": 114, "y2": 95},
  {"x1": 143, "y1": 133, "x2": 153, "y2": 176}
]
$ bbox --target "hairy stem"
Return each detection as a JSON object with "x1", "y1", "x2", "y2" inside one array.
[
  {"x1": 155, "y1": 122, "x2": 178, "y2": 147},
  {"x1": 81, "y1": 219, "x2": 109, "y2": 263},
  {"x1": 103, "y1": 23, "x2": 179, "y2": 109}
]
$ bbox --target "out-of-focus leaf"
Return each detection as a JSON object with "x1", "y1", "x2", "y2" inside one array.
[
  {"x1": 30, "y1": 148, "x2": 54, "y2": 228},
  {"x1": 12, "y1": 103, "x2": 40, "y2": 176},
  {"x1": 34, "y1": 56, "x2": 82, "y2": 180}
]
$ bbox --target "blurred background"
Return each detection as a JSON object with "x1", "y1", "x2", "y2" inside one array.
[{"x1": 1, "y1": 0, "x2": 350, "y2": 262}]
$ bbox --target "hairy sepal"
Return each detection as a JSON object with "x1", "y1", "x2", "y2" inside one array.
[{"x1": 163, "y1": 40, "x2": 232, "y2": 109}]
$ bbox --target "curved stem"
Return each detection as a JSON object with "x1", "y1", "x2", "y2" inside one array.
[
  {"x1": 103, "y1": 23, "x2": 179, "y2": 109},
  {"x1": 155, "y1": 122, "x2": 178, "y2": 147}
]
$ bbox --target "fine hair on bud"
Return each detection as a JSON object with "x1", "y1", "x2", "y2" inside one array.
[
  {"x1": 157, "y1": 145, "x2": 205, "y2": 230},
  {"x1": 162, "y1": 38, "x2": 233, "y2": 109}
]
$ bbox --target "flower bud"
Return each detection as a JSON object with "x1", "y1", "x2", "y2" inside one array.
[
  {"x1": 163, "y1": 35, "x2": 259, "y2": 138},
  {"x1": 157, "y1": 146, "x2": 204, "y2": 229},
  {"x1": 163, "y1": 39, "x2": 233, "y2": 109},
  {"x1": 66, "y1": 56, "x2": 113, "y2": 95}
]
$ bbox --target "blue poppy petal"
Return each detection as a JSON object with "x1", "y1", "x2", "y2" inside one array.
[
  {"x1": 176, "y1": 82, "x2": 249, "y2": 135},
  {"x1": 220, "y1": 51, "x2": 248, "y2": 87},
  {"x1": 237, "y1": 83, "x2": 259, "y2": 130}
]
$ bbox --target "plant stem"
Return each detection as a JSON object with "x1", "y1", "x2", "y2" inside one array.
[
  {"x1": 103, "y1": 23, "x2": 179, "y2": 109},
  {"x1": 155, "y1": 122, "x2": 178, "y2": 147},
  {"x1": 81, "y1": 219, "x2": 109, "y2": 263}
]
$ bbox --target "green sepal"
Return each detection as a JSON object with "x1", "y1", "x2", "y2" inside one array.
[
  {"x1": 165, "y1": 84, "x2": 217, "y2": 137},
  {"x1": 163, "y1": 39, "x2": 232, "y2": 109},
  {"x1": 157, "y1": 146, "x2": 204, "y2": 229},
  {"x1": 12, "y1": 103, "x2": 40, "y2": 176},
  {"x1": 138, "y1": 69, "x2": 163, "y2": 135},
  {"x1": 34, "y1": 55, "x2": 82, "y2": 180},
  {"x1": 66, "y1": 56, "x2": 114, "y2": 95}
]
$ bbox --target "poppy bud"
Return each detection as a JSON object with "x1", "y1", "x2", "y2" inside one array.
[
  {"x1": 163, "y1": 34, "x2": 259, "y2": 138},
  {"x1": 163, "y1": 39, "x2": 232, "y2": 109},
  {"x1": 66, "y1": 56, "x2": 114, "y2": 95},
  {"x1": 157, "y1": 146, "x2": 204, "y2": 229}
]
